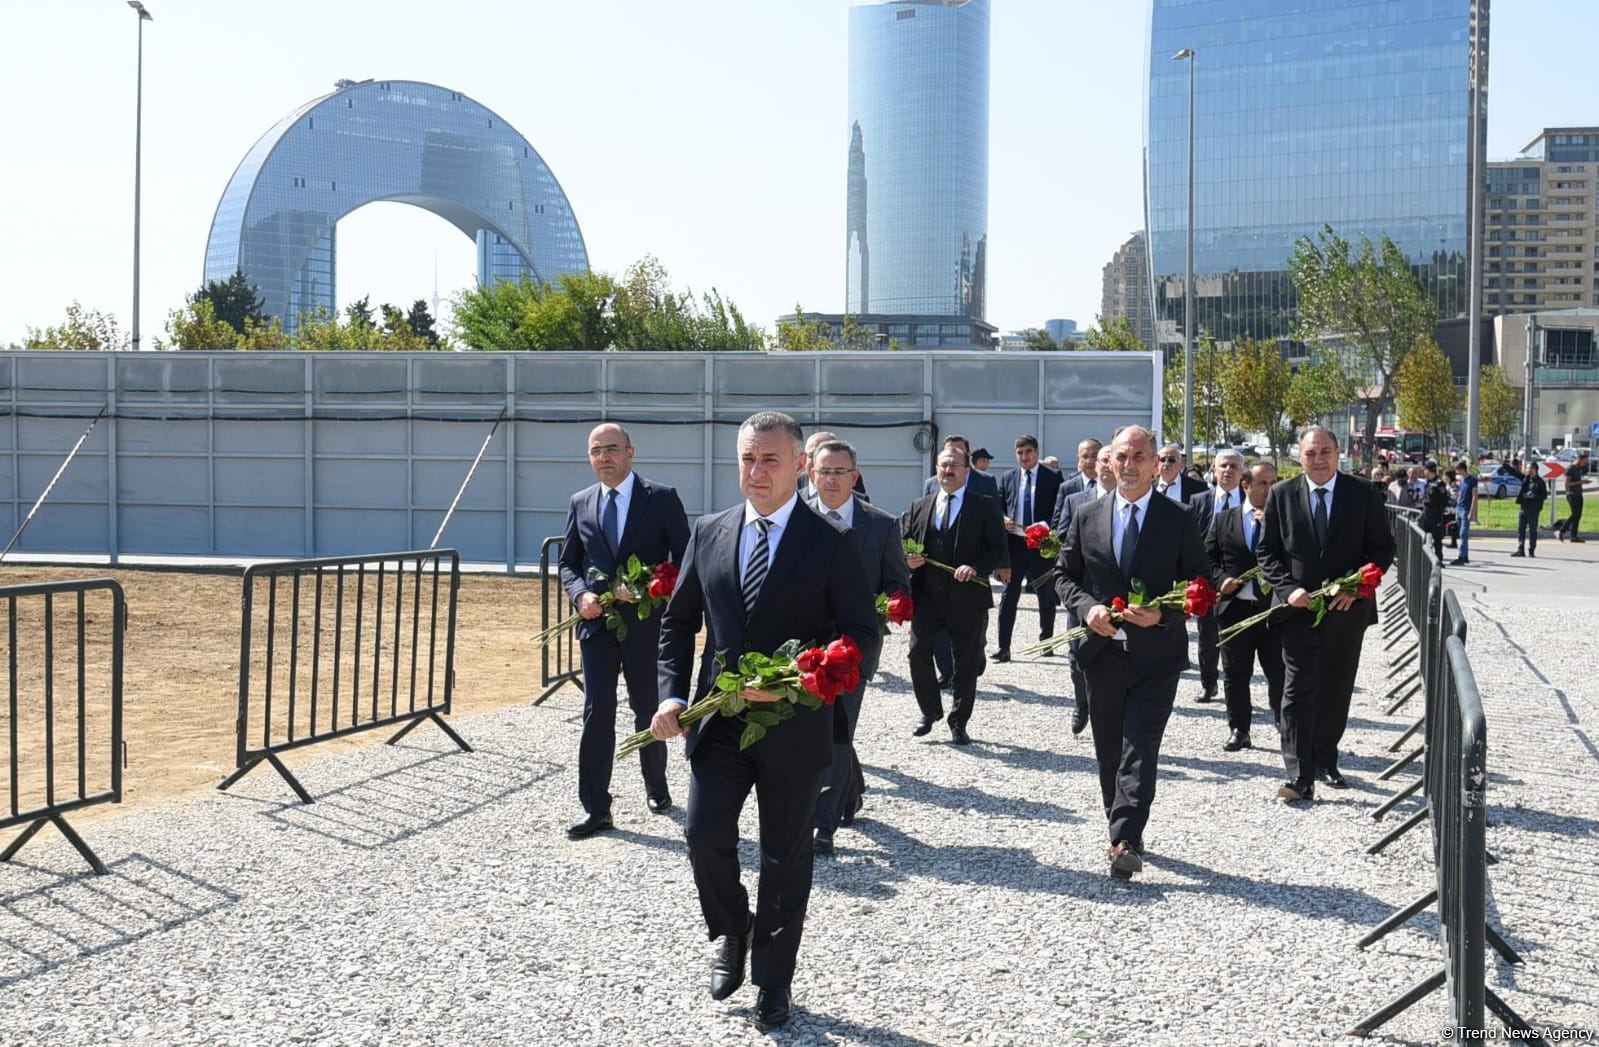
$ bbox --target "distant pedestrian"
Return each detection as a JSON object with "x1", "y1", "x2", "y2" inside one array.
[
  {"x1": 1511, "y1": 459, "x2": 1548, "y2": 558},
  {"x1": 1418, "y1": 462, "x2": 1448, "y2": 562},
  {"x1": 1451, "y1": 459, "x2": 1479, "y2": 566},
  {"x1": 1556, "y1": 450, "x2": 1588, "y2": 543}
]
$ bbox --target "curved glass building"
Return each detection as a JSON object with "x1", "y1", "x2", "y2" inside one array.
[
  {"x1": 204, "y1": 79, "x2": 588, "y2": 332},
  {"x1": 847, "y1": 0, "x2": 990, "y2": 323},
  {"x1": 1144, "y1": 0, "x2": 1470, "y2": 350}
]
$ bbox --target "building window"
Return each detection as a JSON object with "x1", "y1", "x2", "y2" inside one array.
[{"x1": 1557, "y1": 403, "x2": 1568, "y2": 415}]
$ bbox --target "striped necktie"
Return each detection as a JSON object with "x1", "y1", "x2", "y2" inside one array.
[{"x1": 742, "y1": 518, "x2": 772, "y2": 618}]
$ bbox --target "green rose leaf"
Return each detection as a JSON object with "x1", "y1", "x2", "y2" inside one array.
[
  {"x1": 747, "y1": 709, "x2": 781, "y2": 727},
  {"x1": 739, "y1": 721, "x2": 767, "y2": 749}
]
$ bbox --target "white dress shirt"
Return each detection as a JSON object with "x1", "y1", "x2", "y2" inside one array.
[
  {"x1": 740, "y1": 491, "x2": 800, "y2": 578},
  {"x1": 1210, "y1": 483, "x2": 1241, "y2": 518},
  {"x1": 1094, "y1": 482, "x2": 1113, "y2": 500},
  {"x1": 1110, "y1": 487, "x2": 1155, "y2": 640},
  {"x1": 1241, "y1": 505, "x2": 1265, "y2": 601},
  {"x1": 934, "y1": 483, "x2": 966, "y2": 530},
  {"x1": 599, "y1": 471, "x2": 637, "y2": 546},
  {"x1": 1307, "y1": 473, "x2": 1337, "y2": 523},
  {"x1": 813, "y1": 493, "x2": 854, "y2": 528},
  {"x1": 1156, "y1": 477, "x2": 1184, "y2": 502}
]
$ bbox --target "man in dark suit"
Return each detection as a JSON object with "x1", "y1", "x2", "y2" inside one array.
[
  {"x1": 1205, "y1": 459, "x2": 1284, "y2": 752},
  {"x1": 921, "y1": 434, "x2": 1003, "y2": 686},
  {"x1": 806, "y1": 439, "x2": 910, "y2": 853},
  {"x1": 1055, "y1": 425, "x2": 1213, "y2": 880},
  {"x1": 560, "y1": 423, "x2": 691, "y2": 839},
  {"x1": 650, "y1": 412, "x2": 876, "y2": 1029},
  {"x1": 1154, "y1": 442, "x2": 1207, "y2": 504},
  {"x1": 902, "y1": 445, "x2": 1009, "y2": 744},
  {"x1": 1184, "y1": 449, "x2": 1247, "y2": 703},
  {"x1": 1056, "y1": 444, "x2": 1117, "y2": 735},
  {"x1": 994, "y1": 435, "x2": 1064, "y2": 661},
  {"x1": 1050, "y1": 437, "x2": 1103, "y2": 530},
  {"x1": 1257, "y1": 426, "x2": 1396, "y2": 801}
]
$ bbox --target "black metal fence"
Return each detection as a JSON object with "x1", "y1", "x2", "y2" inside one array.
[
  {"x1": 1351, "y1": 510, "x2": 1532, "y2": 1037},
  {"x1": 536, "y1": 536, "x2": 580, "y2": 704},
  {"x1": 219, "y1": 550, "x2": 469, "y2": 804},
  {"x1": 0, "y1": 578, "x2": 125, "y2": 875}
]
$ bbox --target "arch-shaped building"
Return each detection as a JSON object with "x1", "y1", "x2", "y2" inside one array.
[{"x1": 203, "y1": 79, "x2": 588, "y2": 332}]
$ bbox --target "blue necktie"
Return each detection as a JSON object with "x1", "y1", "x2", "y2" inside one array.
[
  {"x1": 602, "y1": 488, "x2": 620, "y2": 552},
  {"x1": 1022, "y1": 470, "x2": 1033, "y2": 525},
  {"x1": 1119, "y1": 504, "x2": 1140, "y2": 579}
]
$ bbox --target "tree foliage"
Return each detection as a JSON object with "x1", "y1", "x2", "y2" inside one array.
[
  {"x1": 1289, "y1": 225, "x2": 1437, "y2": 465},
  {"x1": 1020, "y1": 328, "x2": 1060, "y2": 351},
  {"x1": 189, "y1": 269, "x2": 266, "y2": 335},
  {"x1": 775, "y1": 304, "x2": 834, "y2": 352},
  {"x1": 1394, "y1": 338, "x2": 1460, "y2": 446},
  {"x1": 22, "y1": 302, "x2": 127, "y2": 350},
  {"x1": 1082, "y1": 315, "x2": 1145, "y2": 351},
  {"x1": 1478, "y1": 364, "x2": 1520, "y2": 450},
  {"x1": 1284, "y1": 351, "x2": 1356, "y2": 439},
  {"x1": 1221, "y1": 336, "x2": 1295, "y2": 460}
]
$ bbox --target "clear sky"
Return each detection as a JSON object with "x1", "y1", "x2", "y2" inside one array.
[{"x1": 0, "y1": 0, "x2": 1594, "y2": 348}]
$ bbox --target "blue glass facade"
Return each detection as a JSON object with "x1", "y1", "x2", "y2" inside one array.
[
  {"x1": 847, "y1": 0, "x2": 989, "y2": 323},
  {"x1": 1144, "y1": 0, "x2": 1470, "y2": 349},
  {"x1": 204, "y1": 80, "x2": 588, "y2": 332}
]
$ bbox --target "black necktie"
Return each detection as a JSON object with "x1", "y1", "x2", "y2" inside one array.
[
  {"x1": 1314, "y1": 488, "x2": 1330, "y2": 548},
  {"x1": 602, "y1": 488, "x2": 620, "y2": 552},
  {"x1": 1119, "y1": 504, "x2": 1140, "y2": 579},
  {"x1": 936, "y1": 494, "x2": 951, "y2": 531}
]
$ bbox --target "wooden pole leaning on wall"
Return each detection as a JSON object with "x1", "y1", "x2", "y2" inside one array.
[{"x1": 0, "y1": 405, "x2": 109, "y2": 566}]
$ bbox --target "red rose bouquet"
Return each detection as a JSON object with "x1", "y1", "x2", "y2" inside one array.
[
  {"x1": 876, "y1": 590, "x2": 915, "y2": 630},
  {"x1": 618, "y1": 636, "x2": 864, "y2": 758},
  {"x1": 1021, "y1": 575, "x2": 1217, "y2": 657},
  {"x1": 533, "y1": 555, "x2": 678, "y2": 648},
  {"x1": 1217, "y1": 562, "x2": 1385, "y2": 646},
  {"x1": 1021, "y1": 522, "x2": 1065, "y2": 593}
]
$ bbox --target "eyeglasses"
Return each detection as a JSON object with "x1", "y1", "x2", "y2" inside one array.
[
  {"x1": 815, "y1": 468, "x2": 854, "y2": 478},
  {"x1": 1158, "y1": 456, "x2": 1179, "y2": 463}
]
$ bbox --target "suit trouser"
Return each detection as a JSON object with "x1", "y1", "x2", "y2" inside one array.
[
  {"x1": 996, "y1": 553, "x2": 1059, "y2": 652},
  {"x1": 908, "y1": 595, "x2": 986, "y2": 728},
  {"x1": 1197, "y1": 610, "x2": 1220, "y2": 691},
  {"x1": 1082, "y1": 646, "x2": 1179, "y2": 850},
  {"x1": 1277, "y1": 609, "x2": 1368, "y2": 783},
  {"x1": 578, "y1": 632, "x2": 668, "y2": 815},
  {"x1": 1217, "y1": 599, "x2": 1283, "y2": 734},
  {"x1": 1517, "y1": 506, "x2": 1541, "y2": 550},
  {"x1": 814, "y1": 681, "x2": 867, "y2": 833},
  {"x1": 684, "y1": 719, "x2": 825, "y2": 990},
  {"x1": 935, "y1": 621, "x2": 989, "y2": 679},
  {"x1": 1067, "y1": 623, "x2": 1088, "y2": 713}
]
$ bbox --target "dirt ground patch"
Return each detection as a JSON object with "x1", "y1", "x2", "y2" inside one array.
[{"x1": 0, "y1": 565, "x2": 573, "y2": 831}]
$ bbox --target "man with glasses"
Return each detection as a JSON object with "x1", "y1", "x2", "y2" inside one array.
[
  {"x1": 1257, "y1": 427, "x2": 1395, "y2": 802},
  {"x1": 560, "y1": 423, "x2": 691, "y2": 839},
  {"x1": 1055, "y1": 444, "x2": 1118, "y2": 735},
  {"x1": 1050, "y1": 438, "x2": 1103, "y2": 529},
  {"x1": 1184, "y1": 449, "x2": 1247, "y2": 703},
  {"x1": 1154, "y1": 443, "x2": 1206, "y2": 503},
  {"x1": 923, "y1": 434, "x2": 1003, "y2": 687}
]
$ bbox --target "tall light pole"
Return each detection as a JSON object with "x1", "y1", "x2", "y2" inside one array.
[
  {"x1": 1173, "y1": 48, "x2": 1195, "y2": 457},
  {"x1": 1465, "y1": 0, "x2": 1489, "y2": 457},
  {"x1": 128, "y1": 1, "x2": 153, "y2": 351}
]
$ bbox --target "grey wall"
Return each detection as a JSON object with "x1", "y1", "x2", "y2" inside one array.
[{"x1": 0, "y1": 351, "x2": 1160, "y2": 567}]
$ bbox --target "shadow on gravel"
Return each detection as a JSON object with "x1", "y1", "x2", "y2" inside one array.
[
  {"x1": 0, "y1": 854, "x2": 237, "y2": 989},
  {"x1": 754, "y1": 1012, "x2": 941, "y2": 1046},
  {"x1": 861, "y1": 763, "x2": 1086, "y2": 825},
  {"x1": 253, "y1": 748, "x2": 562, "y2": 850}
]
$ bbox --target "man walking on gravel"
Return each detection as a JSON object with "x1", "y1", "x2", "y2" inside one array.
[{"x1": 1556, "y1": 449, "x2": 1588, "y2": 543}]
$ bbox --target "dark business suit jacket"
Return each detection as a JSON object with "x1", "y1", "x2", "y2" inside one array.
[
  {"x1": 817, "y1": 495, "x2": 910, "y2": 681},
  {"x1": 559, "y1": 474, "x2": 690, "y2": 642},
  {"x1": 1154, "y1": 474, "x2": 1206, "y2": 504},
  {"x1": 1051, "y1": 472, "x2": 1095, "y2": 530},
  {"x1": 1054, "y1": 490, "x2": 1213, "y2": 677},
  {"x1": 998, "y1": 465, "x2": 1064, "y2": 530},
  {"x1": 900, "y1": 489, "x2": 1008, "y2": 616},
  {"x1": 1256, "y1": 472, "x2": 1396, "y2": 627},
  {"x1": 1186, "y1": 486, "x2": 1246, "y2": 539},
  {"x1": 657, "y1": 499, "x2": 878, "y2": 774},
  {"x1": 1054, "y1": 485, "x2": 1106, "y2": 635},
  {"x1": 1205, "y1": 503, "x2": 1267, "y2": 615}
]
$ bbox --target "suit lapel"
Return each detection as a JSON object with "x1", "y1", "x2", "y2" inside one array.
[
  {"x1": 615, "y1": 476, "x2": 650, "y2": 560},
  {"x1": 749, "y1": 505, "x2": 819, "y2": 625}
]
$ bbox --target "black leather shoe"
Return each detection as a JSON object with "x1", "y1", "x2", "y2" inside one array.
[
  {"x1": 1276, "y1": 781, "x2": 1315, "y2": 803},
  {"x1": 912, "y1": 718, "x2": 935, "y2": 737},
  {"x1": 1451, "y1": 558, "x2": 1469, "y2": 566},
  {"x1": 647, "y1": 796, "x2": 673, "y2": 814},
  {"x1": 1196, "y1": 686, "x2": 1217, "y2": 704},
  {"x1": 1223, "y1": 729, "x2": 1251, "y2": 752},
  {"x1": 949, "y1": 723, "x2": 972, "y2": 745},
  {"x1": 1510, "y1": 549, "x2": 1525, "y2": 557},
  {"x1": 566, "y1": 813, "x2": 613, "y2": 839},
  {"x1": 839, "y1": 794, "x2": 863, "y2": 827},
  {"x1": 991, "y1": 649, "x2": 1011, "y2": 663},
  {"x1": 755, "y1": 986, "x2": 792, "y2": 1028},
  {"x1": 1318, "y1": 767, "x2": 1350, "y2": 790},
  {"x1": 1108, "y1": 841, "x2": 1143, "y2": 880},
  {"x1": 814, "y1": 830, "x2": 834, "y2": 855},
  {"x1": 1071, "y1": 703, "x2": 1089, "y2": 736},
  {"x1": 709, "y1": 916, "x2": 752, "y2": 1001}
]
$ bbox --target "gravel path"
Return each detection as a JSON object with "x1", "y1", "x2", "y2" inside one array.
[{"x1": 0, "y1": 572, "x2": 1593, "y2": 1045}]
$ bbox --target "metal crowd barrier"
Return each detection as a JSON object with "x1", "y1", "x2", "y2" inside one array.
[
  {"x1": 1351, "y1": 510, "x2": 1532, "y2": 1037},
  {"x1": 0, "y1": 579, "x2": 125, "y2": 875},
  {"x1": 536, "y1": 536, "x2": 580, "y2": 704},
  {"x1": 219, "y1": 550, "x2": 469, "y2": 804}
]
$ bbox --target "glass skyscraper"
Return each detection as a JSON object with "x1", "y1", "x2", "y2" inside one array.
[
  {"x1": 1144, "y1": 0, "x2": 1471, "y2": 351},
  {"x1": 847, "y1": 0, "x2": 990, "y2": 325},
  {"x1": 204, "y1": 79, "x2": 588, "y2": 333}
]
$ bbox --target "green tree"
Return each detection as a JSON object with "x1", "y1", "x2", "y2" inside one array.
[
  {"x1": 1394, "y1": 338, "x2": 1460, "y2": 447},
  {"x1": 837, "y1": 315, "x2": 876, "y2": 351},
  {"x1": 190, "y1": 269, "x2": 266, "y2": 335},
  {"x1": 1221, "y1": 336, "x2": 1295, "y2": 459},
  {"x1": 239, "y1": 317, "x2": 290, "y2": 350},
  {"x1": 161, "y1": 297, "x2": 241, "y2": 350},
  {"x1": 1479, "y1": 364, "x2": 1520, "y2": 452},
  {"x1": 1289, "y1": 225, "x2": 1437, "y2": 465},
  {"x1": 1193, "y1": 334, "x2": 1232, "y2": 448},
  {"x1": 344, "y1": 296, "x2": 375, "y2": 331},
  {"x1": 452, "y1": 279, "x2": 541, "y2": 349},
  {"x1": 776, "y1": 304, "x2": 835, "y2": 351},
  {"x1": 22, "y1": 302, "x2": 126, "y2": 350},
  {"x1": 1282, "y1": 351, "x2": 1355, "y2": 440},
  {"x1": 1082, "y1": 315, "x2": 1146, "y2": 350},
  {"x1": 406, "y1": 299, "x2": 442, "y2": 349},
  {"x1": 1020, "y1": 328, "x2": 1059, "y2": 351}
]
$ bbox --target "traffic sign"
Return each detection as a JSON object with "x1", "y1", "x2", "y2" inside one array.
[{"x1": 1540, "y1": 460, "x2": 1566, "y2": 481}]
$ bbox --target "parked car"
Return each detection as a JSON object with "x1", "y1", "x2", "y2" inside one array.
[{"x1": 1480, "y1": 463, "x2": 1522, "y2": 499}]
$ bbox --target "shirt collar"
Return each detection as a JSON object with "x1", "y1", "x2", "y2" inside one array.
[
  {"x1": 937, "y1": 482, "x2": 967, "y2": 503},
  {"x1": 745, "y1": 491, "x2": 799, "y2": 530},
  {"x1": 1308, "y1": 473, "x2": 1337, "y2": 495},
  {"x1": 1114, "y1": 486, "x2": 1155, "y2": 518},
  {"x1": 1095, "y1": 482, "x2": 1114, "y2": 499},
  {"x1": 604, "y1": 472, "x2": 637, "y2": 500},
  {"x1": 815, "y1": 493, "x2": 854, "y2": 526}
]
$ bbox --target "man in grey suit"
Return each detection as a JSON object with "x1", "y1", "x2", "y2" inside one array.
[
  {"x1": 1051, "y1": 437, "x2": 1103, "y2": 530},
  {"x1": 1056, "y1": 444, "x2": 1118, "y2": 735},
  {"x1": 807, "y1": 440, "x2": 910, "y2": 853}
]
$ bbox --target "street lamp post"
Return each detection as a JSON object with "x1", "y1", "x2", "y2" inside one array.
[
  {"x1": 1173, "y1": 48, "x2": 1195, "y2": 457},
  {"x1": 128, "y1": 1, "x2": 152, "y2": 351}
]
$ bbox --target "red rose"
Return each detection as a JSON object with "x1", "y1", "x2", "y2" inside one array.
[
  {"x1": 1024, "y1": 523, "x2": 1051, "y2": 550},
  {"x1": 800, "y1": 671, "x2": 826, "y2": 700},
  {"x1": 885, "y1": 591, "x2": 915, "y2": 625},
  {"x1": 824, "y1": 636, "x2": 863, "y2": 672},
  {"x1": 1357, "y1": 583, "x2": 1377, "y2": 601},
  {"x1": 646, "y1": 577, "x2": 669, "y2": 599},
  {"x1": 1184, "y1": 575, "x2": 1217, "y2": 618},
  {"x1": 821, "y1": 666, "x2": 858, "y2": 701},
  {"x1": 1359, "y1": 563, "x2": 1384, "y2": 592},
  {"x1": 1110, "y1": 596, "x2": 1127, "y2": 613},
  {"x1": 795, "y1": 647, "x2": 826, "y2": 674}
]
